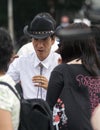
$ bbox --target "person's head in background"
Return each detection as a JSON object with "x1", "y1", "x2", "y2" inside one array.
[
  {"x1": 60, "y1": 15, "x2": 70, "y2": 27},
  {"x1": 56, "y1": 22, "x2": 100, "y2": 76},
  {"x1": 24, "y1": 12, "x2": 56, "y2": 61},
  {"x1": 56, "y1": 15, "x2": 70, "y2": 38},
  {"x1": 16, "y1": 34, "x2": 31, "y2": 51},
  {"x1": 0, "y1": 27, "x2": 13, "y2": 73},
  {"x1": 91, "y1": 25, "x2": 100, "y2": 57}
]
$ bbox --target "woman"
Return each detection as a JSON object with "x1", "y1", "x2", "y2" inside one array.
[
  {"x1": 46, "y1": 23, "x2": 100, "y2": 130},
  {"x1": 0, "y1": 28, "x2": 20, "y2": 130}
]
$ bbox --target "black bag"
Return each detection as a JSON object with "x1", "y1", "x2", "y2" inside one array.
[{"x1": 0, "y1": 81, "x2": 54, "y2": 130}]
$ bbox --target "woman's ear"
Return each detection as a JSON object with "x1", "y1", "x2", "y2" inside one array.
[{"x1": 58, "y1": 58, "x2": 62, "y2": 64}]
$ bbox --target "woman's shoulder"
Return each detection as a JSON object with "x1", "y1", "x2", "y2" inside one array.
[
  {"x1": 0, "y1": 74, "x2": 17, "y2": 94},
  {"x1": 53, "y1": 63, "x2": 86, "y2": 75},
  {"x1": 0, "y1": 74, "x2": 18, "y2": 110},
  {"x1": 54, "y1": 63, "x2": 79, "y2": 70},
  {"x1": 0, "y1": 74, "x2": 15, "y2": 86},
  {"x1": 53, "y1": 63, "x2": 69, "y2": 72}
]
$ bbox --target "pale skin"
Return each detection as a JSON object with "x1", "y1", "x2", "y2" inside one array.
[
  {"x1": 0, "y1": 72, "x2": 13, "y2": 130},
  {"x1": 91, "y1": 104, "x2": 100, "y2": 130},
  {"x1": 32, "y1": 36, "x2": 55, "y2": 90},
  {"x1": 0, "y1": 109, "x2": 13, "y2": 130}
]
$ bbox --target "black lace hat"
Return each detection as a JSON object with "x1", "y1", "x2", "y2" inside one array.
[{"x1": 24, "y1": 14, "x2": 55, "y2": 39}]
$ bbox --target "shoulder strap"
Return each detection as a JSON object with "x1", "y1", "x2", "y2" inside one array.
[
  {"x1": 15, "y1": 82, "x2": 23, "y2": 99},
  {"x1": 0, "y1": 81, "x2": 20, "y2": 100}
]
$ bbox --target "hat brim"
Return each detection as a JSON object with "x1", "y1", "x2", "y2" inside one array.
[
  {"x1": 30, "y1": 33, "x2": 50, "y2": 39},
  {"x1": 24, "y1": 25, "x2": 53, "y2": 39}
]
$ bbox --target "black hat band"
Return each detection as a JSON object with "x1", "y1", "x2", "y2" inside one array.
[{"x1": 32, "y1": 30, "x2": 54, "y2": 34}]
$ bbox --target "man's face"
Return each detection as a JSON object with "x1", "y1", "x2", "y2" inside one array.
[{"x1": 32, "y1": 36, "x2": 55, "y2": 61}]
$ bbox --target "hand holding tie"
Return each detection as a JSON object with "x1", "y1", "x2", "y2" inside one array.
[{"x1": 32, "y1": 75, "x2": 48, "y2": 90}]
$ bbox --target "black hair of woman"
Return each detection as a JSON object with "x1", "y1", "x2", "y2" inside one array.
[
  {"x1": 56, "y1": 22, "x2": 100, "y2": 76},
  {"x1": 0, "y1": 27, "x2": 13, "y2": 72}
]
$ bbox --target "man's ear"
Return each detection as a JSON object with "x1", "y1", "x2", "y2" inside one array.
[
  {"x1": 51, "y1": 36, "x2": 56, "y2": 45},
  {"x1": 52, "y1": 35, "x2": 55, "y2": 40}
]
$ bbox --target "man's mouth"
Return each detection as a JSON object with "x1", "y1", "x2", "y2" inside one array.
[{"x1": 38, "y1": 50, "x2": 44, "y2": 52}]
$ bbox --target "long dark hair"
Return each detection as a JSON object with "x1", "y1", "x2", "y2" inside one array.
[
  {"x1": 0, "y1": 27, "x2": 13, "y2": 72},
  {"x1": 56, "y1": 23, "x2": 100, "y2": 76}
]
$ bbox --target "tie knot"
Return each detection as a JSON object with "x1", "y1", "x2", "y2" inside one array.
[
  {"x1": 39, "y1": 62, "x2": 43, "y2": 69},
  {"x1": 39, "y1": 62, "x2": 43, "y2": 75}
]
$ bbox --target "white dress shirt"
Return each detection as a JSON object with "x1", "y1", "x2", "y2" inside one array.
[{"x1": 7, "y1": 51, "x2": 60, "y2": 100}]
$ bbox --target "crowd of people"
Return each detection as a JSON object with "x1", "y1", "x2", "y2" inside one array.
[{"x1": 0, "y1": 11, "x2": 100, "y2": 130}]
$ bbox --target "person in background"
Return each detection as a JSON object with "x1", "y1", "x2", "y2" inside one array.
[
  {"x1": 15, "y1": 34, "x2": 31, "y2": 54},
  {"x1": 56, "y1": 15, "x2": 70, "y2": 32},
  {"x1": 0, "y1": 27, "x2": 20, "y2": 130},
  {"x1": 17, "y1": 41, "x2": 34, "y2": 56},
  {"x1": 60, "y1": 15, "x2": 70, "y2": 27},
  {"x1": 46, "y1": 23, "x2": 100, "y2": 130},
  {"x1": 74, "y1": 18, "x2": 91, "y2": 26},
  {"x1": 7, "y1": 12, "x2": 60, "y2": 100}
]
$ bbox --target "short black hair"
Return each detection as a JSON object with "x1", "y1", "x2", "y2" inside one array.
[{"x1": 0, "y1": 27, "x2": 13, "y2": 72}]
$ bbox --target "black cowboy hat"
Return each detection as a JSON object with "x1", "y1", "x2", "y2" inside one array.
[{"x1": 24, "y1": 16, "x2": 55, "y2": 39}]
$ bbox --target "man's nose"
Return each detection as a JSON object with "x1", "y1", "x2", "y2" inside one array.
[{"x1": 38, "y1": 40, "x2": 44, "y2": 46}]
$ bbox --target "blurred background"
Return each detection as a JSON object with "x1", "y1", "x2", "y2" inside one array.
[{"x1": 0, "y1": 0, "x2": 100, "y2": 49}]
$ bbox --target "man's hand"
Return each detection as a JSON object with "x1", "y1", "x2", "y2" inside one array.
[{"x1": 32, "y1": 75, "x2": 48, "y2": 90}]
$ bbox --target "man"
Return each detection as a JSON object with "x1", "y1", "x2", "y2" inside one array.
[
  {"x1": 56, "y1": 15, "x2": 70, "y2": 32},
  {"x1": 7, "y1": 12, "x2": 60, "y2": 100}
]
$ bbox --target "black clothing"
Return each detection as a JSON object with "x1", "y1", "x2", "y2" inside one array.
[{"x1": 46, "y1": 63, "x2": 100, "y2": 130}]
